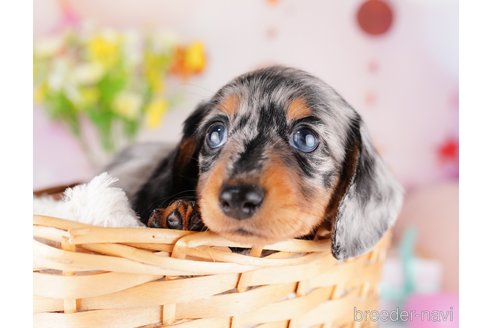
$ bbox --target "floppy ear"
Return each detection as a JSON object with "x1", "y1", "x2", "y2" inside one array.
[
  {"x1": 131, "y1": 101, "x2": 210, "y2": 222},
  {"x1": 327, "y1": 116, "x2": 404, "y2": 260},
  {"x1": 171, "y1": 101, "x2": 210, "y2": 191}
]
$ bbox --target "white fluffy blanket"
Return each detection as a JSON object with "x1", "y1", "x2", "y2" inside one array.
[{"x1": 33, "y1": 173, "x2": 144, "y2": 227}]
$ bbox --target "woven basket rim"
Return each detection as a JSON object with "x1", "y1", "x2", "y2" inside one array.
[{"x1": 33, "y1": 185, "x2": 391, "y2": 328}]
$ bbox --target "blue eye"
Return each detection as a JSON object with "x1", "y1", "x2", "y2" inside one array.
[
  {"x1": 206, "y1": 122, "x2": 228, "y2": 149},
  {"x1": 290, "y1": 127, "x2": 319, "y2": 152}
]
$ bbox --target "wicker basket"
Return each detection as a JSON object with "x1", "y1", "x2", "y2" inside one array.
[{"x1": 33, "y1": 187, "x2": 391, "y2": 328}]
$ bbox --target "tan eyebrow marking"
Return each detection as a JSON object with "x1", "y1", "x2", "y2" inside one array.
[
  {"x1": 217, "y1": 94, "x2": 239, "y2": 117},
  {"x1": 287, "y1": 97, "x2": 312, "y2": 121}
]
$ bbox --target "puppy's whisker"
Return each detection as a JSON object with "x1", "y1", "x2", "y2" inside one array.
[{"x1": 176, "y1": 82, "x2": 215, "y2": 98}]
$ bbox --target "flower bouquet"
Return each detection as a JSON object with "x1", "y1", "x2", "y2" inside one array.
[{"x1": 34, "y1": 25, "x2": 206, "y2": 166}]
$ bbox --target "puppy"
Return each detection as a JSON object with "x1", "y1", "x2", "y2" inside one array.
[{"x1": 106, "y1": 66, "x2": 403, "y2": 260}]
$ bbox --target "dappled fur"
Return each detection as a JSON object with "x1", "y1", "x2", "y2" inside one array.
[{"x1": 105, "y1": 66, "x2": 403, "y2": 259}]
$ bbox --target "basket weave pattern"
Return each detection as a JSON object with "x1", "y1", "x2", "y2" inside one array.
[{"x1": 33, "y1": 214, "x2": 390, "y2": 328}]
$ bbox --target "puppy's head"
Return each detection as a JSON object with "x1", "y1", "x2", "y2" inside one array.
[{"x1": 179, "y1": 66, "x2": 403, "y2": 259}]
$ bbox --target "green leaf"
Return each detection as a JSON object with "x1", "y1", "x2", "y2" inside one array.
[{"x1": 44, "y1": 90, "x2": 81, "y2": 136}]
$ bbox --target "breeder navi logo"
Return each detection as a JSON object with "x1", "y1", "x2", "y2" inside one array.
[{"x1": 354, "y1": 306, "x2": 454, "y2": 323}]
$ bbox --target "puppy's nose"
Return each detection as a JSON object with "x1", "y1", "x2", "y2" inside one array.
[{"x1": 219, "y1": 184, "x2": 264, "y2": 220}]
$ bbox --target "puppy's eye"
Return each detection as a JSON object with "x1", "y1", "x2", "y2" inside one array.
[
  {"x1": 290, "y1": 127, "x2": 319, "y2": 153},
  {"x1": 206, "y1": 122, "x2": 228, "y2": 149}
]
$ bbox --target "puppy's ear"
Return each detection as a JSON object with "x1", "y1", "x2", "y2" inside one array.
[
  {"x1": 172, "y1": 102, "x2": 210, "y2": 190},
  {"x1": 129, "y1": 102, "x2": 210, "y2": 222},
  {"x1": 327, "y1": 116, "x2": 403, "y2": 260},
  {"x1": 182, "y1": 101, "x2": 210, "y2": 139}
]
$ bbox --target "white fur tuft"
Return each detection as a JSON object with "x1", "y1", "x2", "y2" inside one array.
[{"x1": 33, "y1": 172, "x2": 144, "y2": 227}]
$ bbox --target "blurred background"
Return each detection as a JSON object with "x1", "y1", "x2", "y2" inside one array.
[{"x1": 33, "y1": 0, "x2": 458, "y2": 326}]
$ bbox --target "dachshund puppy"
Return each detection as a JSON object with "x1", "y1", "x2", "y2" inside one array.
[{"x1": 106, "y1": 66, "x2": 403, "y2": 260}]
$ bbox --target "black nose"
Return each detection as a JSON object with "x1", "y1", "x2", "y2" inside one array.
[{"x1": 219, "y1": 184, "x2": 264, "y2": 220}]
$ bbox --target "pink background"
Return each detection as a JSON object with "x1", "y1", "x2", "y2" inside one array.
[{"x1": 34, "y1": 0, "x2": 458, "y2": 191}]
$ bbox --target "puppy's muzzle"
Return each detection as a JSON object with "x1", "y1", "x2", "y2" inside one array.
[{"x1": 219, "y1": 184, "x2": 264, "y2": 220}]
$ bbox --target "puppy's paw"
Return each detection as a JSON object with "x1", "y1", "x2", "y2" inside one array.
[{"x1": 147, "y1": 200, "x2": 204, "y2": 231}]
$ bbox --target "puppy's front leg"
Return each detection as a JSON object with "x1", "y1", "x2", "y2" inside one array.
[{"x1": 147, "y1": 200, "x2": 204, "y2": 231}]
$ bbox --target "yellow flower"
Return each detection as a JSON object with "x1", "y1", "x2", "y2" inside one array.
[
  {"x1": 80, "y1": 87, "x2": 100, "y2": 107},
  {"x1": 185, "y1": 42, "x2": 206, "y2": 73},
  {"x1": 171, "y1": 41, "x2": 206, "y2": 78},
  {"x1": 146, "y1": 69, "x2": 165, "y2": 93},
  {"x1": 143, "y1": 51, "x2": 168, "y2": 93},
  {"x1": 112, "y1": 91, "x2": 143, "y2": 120},
  {"x1": 145, "y1": 98, "x2": 168, "y2": 129},
  {"x1": 88, "y1": 31, "x2": 120, "y2": 67},
  {"x1": 34, "y1": 84, "x2": 47, "y2": 103}
]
